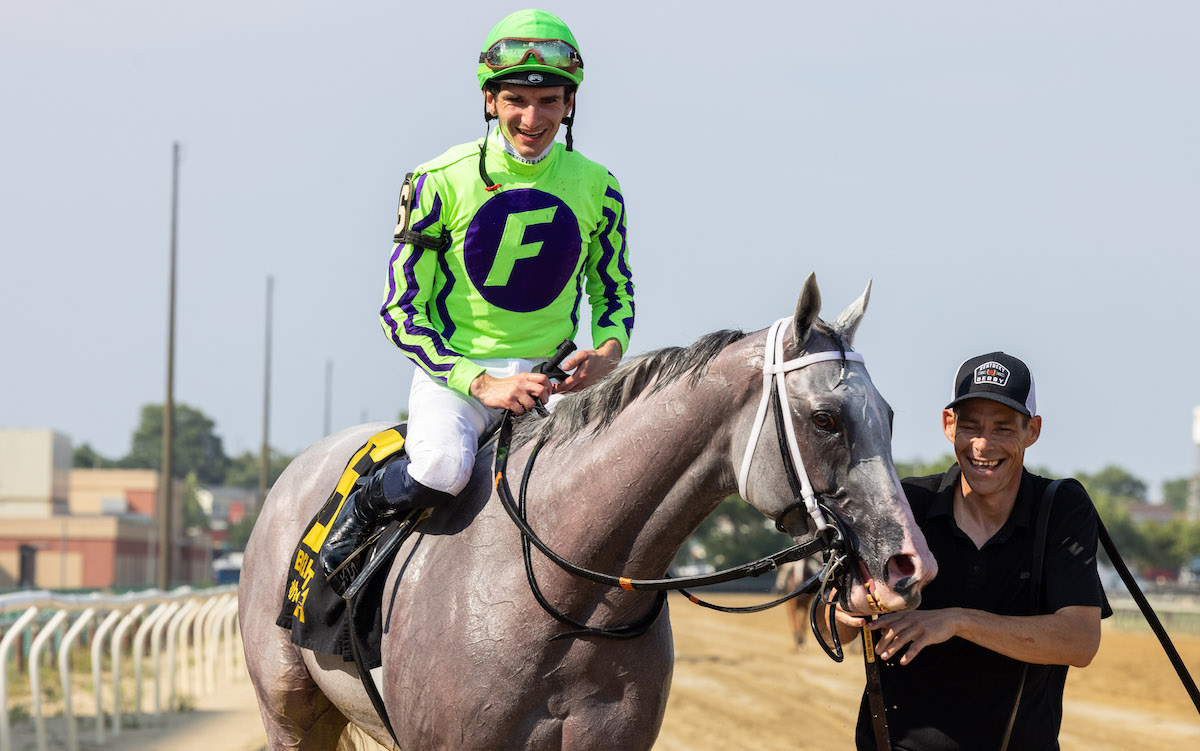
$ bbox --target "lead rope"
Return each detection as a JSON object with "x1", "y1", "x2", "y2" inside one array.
[{"x1": 863, "y1": 618, "x2": 892, "y2": 750}]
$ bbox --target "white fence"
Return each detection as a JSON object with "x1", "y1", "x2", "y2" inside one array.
[{"x1": 0, "y1": 586, "x2": 241, "y2": 751}]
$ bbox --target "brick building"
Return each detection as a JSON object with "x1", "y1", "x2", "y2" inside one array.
[{"x1": 0, "y1": 429, "x2": 211, "y2": 589}]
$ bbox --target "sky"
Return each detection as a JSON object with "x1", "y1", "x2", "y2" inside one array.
[{"x1": 2, "y1": 1, "x2": 1197, "y2": 499}]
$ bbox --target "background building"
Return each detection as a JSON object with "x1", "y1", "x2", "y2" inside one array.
[{"x1": 0, "y1": 428, "x2": 211, "y2": 590}]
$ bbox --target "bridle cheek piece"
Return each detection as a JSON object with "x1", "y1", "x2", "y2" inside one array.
[{"x1": 737, "y1": 317, "x2": 865, "y2": 535}]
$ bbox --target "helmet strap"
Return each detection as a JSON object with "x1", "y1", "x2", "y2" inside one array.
[
  {"x1": 563, "y1": 95, "x2": 575, "y2": 152},
  {"x1": 477, "y1": 121, "x2": 501, "y2": 191}
]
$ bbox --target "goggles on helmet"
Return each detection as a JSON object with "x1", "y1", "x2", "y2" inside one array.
[{"x1": 479, "y1": 38, "x2": 583, "y2": 74}]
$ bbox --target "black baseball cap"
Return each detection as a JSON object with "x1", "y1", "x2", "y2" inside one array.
[{"x1": 946, "y1": 351, "x2": 1037, "y2": 417}]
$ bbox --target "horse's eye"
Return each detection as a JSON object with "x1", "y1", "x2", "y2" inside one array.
[{"x1": 812, "y1": 412, "x2": 837, "y2": 431}]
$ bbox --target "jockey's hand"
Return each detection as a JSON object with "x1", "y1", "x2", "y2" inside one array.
[
  {"x1": 556, "y1": 338, "x2": 622, "y2": 394},
  {"x1": 469, "y1": 372, "x2": 551, "y2": 414}
]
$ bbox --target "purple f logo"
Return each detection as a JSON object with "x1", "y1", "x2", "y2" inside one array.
[{"x1": 464, "y1": 189, "x2": 582, "y2": 312}]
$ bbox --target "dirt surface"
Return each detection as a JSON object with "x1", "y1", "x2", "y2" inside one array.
[
  {"x1": 6, "y1": 675, "x2": 268, "y2": 751},
  {"x1": 657, "y1": 593, "x2": 1200, "y2": 751},
  {"x1": 19, "y1": 593, "x2": 1197, "y2": 750}
]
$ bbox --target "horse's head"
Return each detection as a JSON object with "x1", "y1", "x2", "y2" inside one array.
[{"x1": 736, "y1": 273, "x2": 936, "y2": 615}]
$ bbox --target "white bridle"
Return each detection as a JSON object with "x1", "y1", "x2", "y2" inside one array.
[{"x1": 737, "y1": 317, "x2": 865, "y2": 533}]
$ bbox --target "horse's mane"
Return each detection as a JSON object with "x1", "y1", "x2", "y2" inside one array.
[{"x1": 510, "y1": 329, "x2": 747, "y2": 449}]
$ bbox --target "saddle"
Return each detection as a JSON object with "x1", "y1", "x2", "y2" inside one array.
[{"x1": 274, "y1": 424, "x2": 416, "y2": 666}]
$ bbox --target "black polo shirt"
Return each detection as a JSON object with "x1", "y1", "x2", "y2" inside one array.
[{"x1": 855, "y1": 466, "x2": 1111, "y2": 751}]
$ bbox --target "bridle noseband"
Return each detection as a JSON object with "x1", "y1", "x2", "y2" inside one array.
[{"x1": 738, "y1": 317, "x2": 865, "y2": 535}]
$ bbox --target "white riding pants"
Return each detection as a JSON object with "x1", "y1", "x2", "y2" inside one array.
[{"x1": 405, "y1": 357, "x2": 547, "y2": 495}]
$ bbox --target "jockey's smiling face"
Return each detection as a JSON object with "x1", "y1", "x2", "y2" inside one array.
[{"x1": 485, "y1": 83, "x2": 574, "y2": 159}]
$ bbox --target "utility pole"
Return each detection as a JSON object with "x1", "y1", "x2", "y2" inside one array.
[
  {"x1": 258, "y1": 276, "x2": 274, "y2": 510},
  {"x1": 158, "y1": 142, "x2": 180, "y2": 591},
  {"x1": 1188, "y1": 406, "x2": 1200, "y2": 524}
]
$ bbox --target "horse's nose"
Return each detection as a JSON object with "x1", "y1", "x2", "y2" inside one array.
[{"x1": 886, "y1": 552, "x2": 930, "y2": 594}]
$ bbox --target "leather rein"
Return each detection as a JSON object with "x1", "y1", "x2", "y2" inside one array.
[{"x1": 492, "y1": 321, "x2": 865, "y2": 647}]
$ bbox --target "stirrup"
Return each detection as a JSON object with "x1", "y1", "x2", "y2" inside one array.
[
  {"x1": 325, "y1": 525, "x2": 389, "y2": 596},
  {"x1": 340, "y1": 508, "x2": 431, "y2": 601}
]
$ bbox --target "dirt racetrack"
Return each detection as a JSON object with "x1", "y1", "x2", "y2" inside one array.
[
  {"x1": 656, "y1": 593, "x2": 1200, "y2": 750},
  {"x1": 30, "y1": 592, "x2": 1196, "y2": 750}
]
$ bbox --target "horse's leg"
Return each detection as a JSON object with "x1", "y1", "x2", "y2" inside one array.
[
  {"x1": 786, "y1": 599, "x2": 801, "y2": 647},
  {"x1": 239, "y1": 473, "x2": 351, "y2": 749},
  {"x1": 238, "y1": 426, "x2": 402, "y2": 749},
  {"x1": 793, "y1": 595, "x2": 815, "y2": 647},
  {"x1": 240, "y1": 597, "x2": 350, "y2": 749}
]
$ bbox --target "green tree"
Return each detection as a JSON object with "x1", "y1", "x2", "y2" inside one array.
[
  {"x1": 123, "y1": 403, "x2": 230, "y2": 485},
  {"x1": 895, "y1": 454, "x2": 957, "y2": 480},
  {"x1": 681, "y1": 496, "x2": 793, "y2": 569},
  {"x1": 181, "y1": 472, "x2": 211, "y2": 531},
  {"x1": 225, "y1": 449, "x2": 294, "y2": 489},
  {"x1": 72, "y1": 442, "x2": 118, "y2": 469},
  {"x1": 1077, "y1": 465, "x2": 1147, "y2": 503},
  {"x1": 1162, "y1": 477, "x2": 1190, "y2": 512}
]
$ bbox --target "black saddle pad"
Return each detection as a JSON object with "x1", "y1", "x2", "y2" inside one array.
[{"x1": 275, "y1": 425, "x2": 407, "y2": 667}]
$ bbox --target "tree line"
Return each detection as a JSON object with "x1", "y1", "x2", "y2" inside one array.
[
  {"x1": 72, "y1": 404, "x2": 294, "y2": 488},
  {"x1": 76, "y1": 405, "x2": 1198, "y2": 574},
  {"x1": 72, "y1": 403, "x2": 295, "y2": 549},
  {"x1": 677, "y1": 455, "x2": 1200, "y2": 581}
]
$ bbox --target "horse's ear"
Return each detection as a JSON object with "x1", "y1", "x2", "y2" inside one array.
[
  {"x1": 793, "y1": 273, "x2": 822, "y2": 348},
  {"x1": 832, "y1": 279, "x2": 872, "y2": 345}
]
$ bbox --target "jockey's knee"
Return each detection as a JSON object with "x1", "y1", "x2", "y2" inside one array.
[{"x1": 408, "y1": 448, "x2": 475, "y2": 496}]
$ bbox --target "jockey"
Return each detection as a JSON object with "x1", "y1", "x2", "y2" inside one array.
[{"x1": 321, "y1": 9, "x2": 634, "y2": 585}]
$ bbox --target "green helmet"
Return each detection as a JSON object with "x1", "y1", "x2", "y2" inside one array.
[{"x1": 476, "y1": 9, "x2": 584, "y2": 90}]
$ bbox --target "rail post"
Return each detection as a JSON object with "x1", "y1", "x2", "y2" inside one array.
[
  {"x1": 223, "y1": 598, "x2": 241, "y2": 681},
  {"x1": 203, "y1": 594, "x2": 226, "y2": 692},
  {"x1": 0, "y1": 606, "x2": 39, "y2": 751},
  {"x1": 165, "y1": 600, "x2": 196, "y2": 710},
  {"x1": 150, "y1": 601, "x2": 180, "y2": 715},
  {"x1": 90, "y1": 608, "x2": 123, "y2": 745},
  {"x1": 58, "y1": 608, "x2": 95, "y2": 751},
  {"x1": 191, "y1": 596, "x2": 218, "y2": 694},
  {"x1": 30, "y1": 609, "x2": 69, "y2": 751},
  {"x1": 110, "y1": 604, "x2": 146, "y2": 736},
  {"x1": 132, "y1": 604, "x2": 169, "y2": 725}
]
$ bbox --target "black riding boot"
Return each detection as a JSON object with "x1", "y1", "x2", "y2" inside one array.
[{"x1": 319, "y1": 460, "x2": 446, "y2": 591}]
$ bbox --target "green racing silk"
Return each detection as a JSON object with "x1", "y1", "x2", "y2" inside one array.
[{"x1": 381, "y1": 133, "x2": 634, "y2": 396}]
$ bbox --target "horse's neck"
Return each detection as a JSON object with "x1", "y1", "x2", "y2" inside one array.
[{"x1": 526, "y1": 351, "x2": 755, "y2": 578}]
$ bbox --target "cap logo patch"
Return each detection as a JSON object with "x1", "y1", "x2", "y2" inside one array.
[
  {"x1": 528, "y1": 73, "x2": 544, "y2": 83},
  {"x1": 974, "y1": 361, "x2": 1010, "y2": 386}
]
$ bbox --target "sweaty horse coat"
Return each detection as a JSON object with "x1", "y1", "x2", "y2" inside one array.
[{"x1": 239, "y1": 275, "x2": 937, "y2": 750}]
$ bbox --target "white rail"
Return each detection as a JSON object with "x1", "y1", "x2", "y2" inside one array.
[
  {"x1": 110, "y1": 604, "x2": 146, "y2": 737},
  {"x1": 0, "y1": 606, "x2": 39, "y2": 751},
  {"x1": 58, "y1": 608, "x2": 94, "y2": 751},
  {"x1": 30, "y1": 609, "x2": 68, "y2": 751},
  {"x1": 0, "y1": 586, "x2": 240, "y2": 751},
  {"x1": 89, "y1": 609, "x2": 122, "y2": 745}
]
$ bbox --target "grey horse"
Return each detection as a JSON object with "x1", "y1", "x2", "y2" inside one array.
[{"x1": 239, "y1": 275, "x2": 937, "y2": 750}]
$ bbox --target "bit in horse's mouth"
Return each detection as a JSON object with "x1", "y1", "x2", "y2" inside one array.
[{"x1": 857, "y1": 560, "x2": 886, "y2": 614}]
